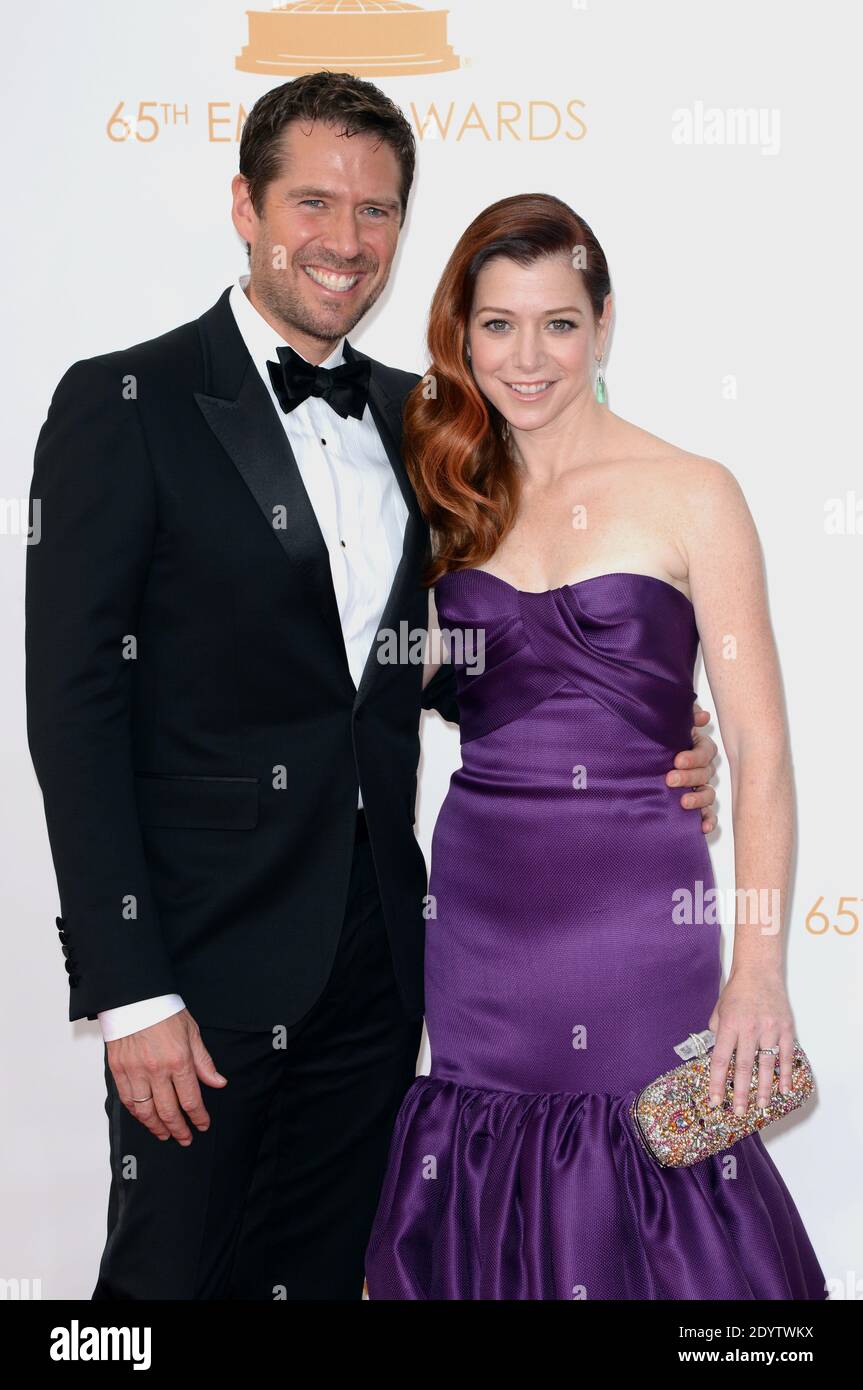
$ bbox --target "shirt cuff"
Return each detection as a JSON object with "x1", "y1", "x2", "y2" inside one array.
[{"x1": 98, "y1": 994, "x2": 186, "y2": 1042}]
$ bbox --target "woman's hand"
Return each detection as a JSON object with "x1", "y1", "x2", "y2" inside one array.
[{"x1": 707, "y1": 971, "x2": 796, "y2": 1113}]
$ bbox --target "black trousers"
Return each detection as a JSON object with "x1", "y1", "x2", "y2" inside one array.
[{"x1": 92, "y1": 820, "x2": 423, "y2": 1300}]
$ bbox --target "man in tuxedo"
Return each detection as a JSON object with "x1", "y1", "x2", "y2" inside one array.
[{"x1": 25, "y1": 72, "x2": 718, "y2": 1299}]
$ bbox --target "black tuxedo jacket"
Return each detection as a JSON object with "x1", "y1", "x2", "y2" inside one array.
[{"x1": 26, "y1": 286, "x2": 459, "y2": 1029}]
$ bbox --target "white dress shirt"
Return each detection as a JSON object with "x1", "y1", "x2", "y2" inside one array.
[{"x1": 98, "y1": 274, "x2": 408, "y2": 1041}]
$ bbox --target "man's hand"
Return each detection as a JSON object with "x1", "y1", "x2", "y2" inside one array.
[
  {"x1": 667, "y1": 702, "x2": 718, "y2": 833},
  {"x1": 106, "y1": 1008, "x2": 227, "y2": 1145}
]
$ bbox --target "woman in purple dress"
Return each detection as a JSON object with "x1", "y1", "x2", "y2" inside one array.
[{"x1": 365, "y1": 194, "x2": 826, "y2": 1300}]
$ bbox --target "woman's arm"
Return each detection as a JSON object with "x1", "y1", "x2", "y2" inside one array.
[
  {"x1": 420, "y1": 588, "x2": 461, "y2": 723},
  {"x1": 421, "y1": 587, "x2": 443, "y2": 690},
  {"x1": 681, "y1": 457, "x2": 797, "y2": 1114}
]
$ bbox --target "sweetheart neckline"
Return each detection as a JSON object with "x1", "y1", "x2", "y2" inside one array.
[{"x1": 451, "y1": 568, "x2": 695, "y2": 610}]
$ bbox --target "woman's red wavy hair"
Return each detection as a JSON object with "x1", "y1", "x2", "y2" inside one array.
[{"x1": 403, "y1": 193, "x2": 611, "y2": 584}]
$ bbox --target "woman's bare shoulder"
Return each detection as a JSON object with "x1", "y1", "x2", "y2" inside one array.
[{"x1": 606, "y1": 415, "x2": 740, "y2": 498}]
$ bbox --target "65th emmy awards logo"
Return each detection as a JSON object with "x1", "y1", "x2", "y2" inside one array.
[{"x1": 235, "y1": 0, "x2": 462, "y2": 77}]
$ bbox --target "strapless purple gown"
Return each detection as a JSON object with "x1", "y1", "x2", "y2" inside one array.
[{"x1": 365, "y1": 569, "x2": 826, "y2": 1300}]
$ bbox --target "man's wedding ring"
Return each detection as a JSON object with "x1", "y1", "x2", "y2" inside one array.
[{"x1": 130, "y1": 1094, "x2": 152, "y2": 1103}]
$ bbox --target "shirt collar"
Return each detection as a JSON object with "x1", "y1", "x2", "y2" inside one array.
[{"x1": 229, "y1": 272, "x2": 346, "y2": 379}]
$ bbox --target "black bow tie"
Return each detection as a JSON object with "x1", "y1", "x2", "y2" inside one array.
[{"x1": 266, "y1": 343, "x2": 371, "y2": 421}]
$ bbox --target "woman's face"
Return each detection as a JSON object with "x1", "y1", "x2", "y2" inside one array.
[{"x1": 467, "y1": 251, "x2": 610, "y2": 433}]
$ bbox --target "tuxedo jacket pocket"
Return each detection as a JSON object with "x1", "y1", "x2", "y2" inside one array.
[{"x1": 135, "y1": 774, "x2": 259, "y2": 830}]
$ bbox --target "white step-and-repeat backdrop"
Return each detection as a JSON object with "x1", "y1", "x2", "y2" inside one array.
[{"x1": 2, "y1": 0, "x2": 859, "y2": 1300}]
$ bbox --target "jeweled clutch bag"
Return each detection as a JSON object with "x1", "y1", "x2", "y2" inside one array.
[{"x1": 629, "y1": 1029, "x2": 815, "y2": 1168}]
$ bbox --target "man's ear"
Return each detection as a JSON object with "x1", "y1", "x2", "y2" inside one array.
[{"x1": 231, "y1": 173, "x2": 257, "y2": 248}]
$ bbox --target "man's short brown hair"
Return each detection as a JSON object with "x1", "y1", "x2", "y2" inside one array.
[{"x1": 239, "y1": 71, "x2": 416, "y2": 228}]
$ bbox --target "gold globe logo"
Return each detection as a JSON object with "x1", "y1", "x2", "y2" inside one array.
[{"x1": 236, "y1": 1, "x2": 461, "y2": 78}]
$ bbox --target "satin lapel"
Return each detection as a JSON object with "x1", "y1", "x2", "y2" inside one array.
[
  {"x1": 344, "y1": 338, "x2": 422, "y2": 527},
  {"x1": 347, "y1": 342, "x2": 428, "y2": 709},
  {"x1": 192, "y1": 290, "x2": 428, "y2": 707},
  {"x1": 193, "y1": 290, "x2": 350, "y2": 677}
]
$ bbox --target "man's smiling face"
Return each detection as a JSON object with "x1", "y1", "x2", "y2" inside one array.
[{"x1": 231, "y1": 118, "x2": 404, "y2": 361}]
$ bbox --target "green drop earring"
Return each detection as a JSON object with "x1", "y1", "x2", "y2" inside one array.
[{"x1": 594, "y1": 355, "x2": 607, "y2": 404}]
